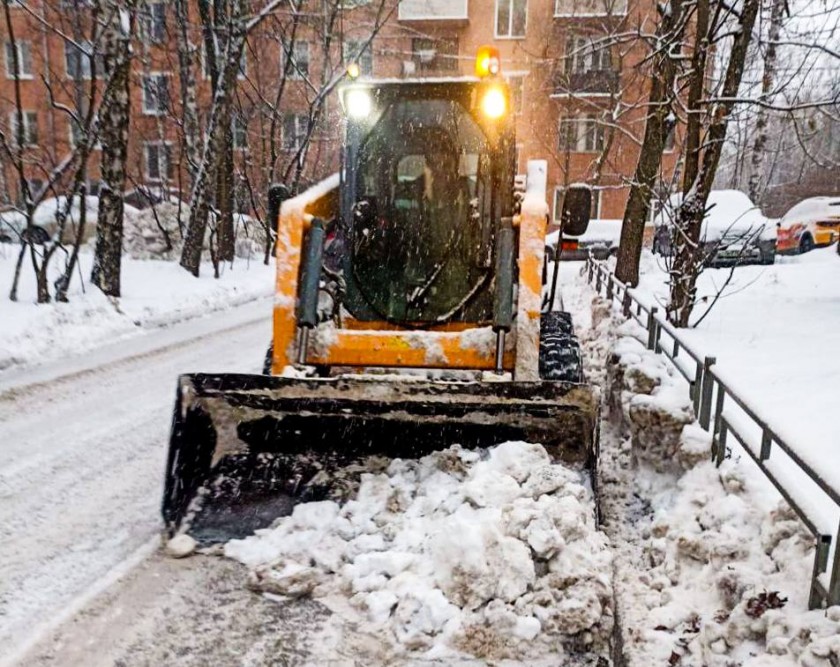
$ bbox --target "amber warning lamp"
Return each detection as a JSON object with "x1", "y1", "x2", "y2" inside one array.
[{"x1": 475, "y1": 45, "x2": 501, "y2": 78}]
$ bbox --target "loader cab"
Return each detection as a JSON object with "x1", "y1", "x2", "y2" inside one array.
[{"x1": 337, "y1": 78, "x2": 516, "y2": 325}]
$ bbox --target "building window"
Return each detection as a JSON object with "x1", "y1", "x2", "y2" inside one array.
[
  {"x1": 232, "y1": 114, "x2": 248, "y2": 149},
  {"x1": 286, "y1": 41, "x2": 309, "y2": 79},
  {"x1": 10, "y1": 111, "x2": 38, "y2": 146},
  {"x1": 144, "y1": 141, "x2": 173, "y2": 181},
  {"x1": 4, "y1": 41, "x2": 33, "y2": 79},
  {"x1": 202, "y1": 45, "x2": 247, "y2": 80},
  {"x1": 345, "y1": 39, "x2": 373, "y2": 76},
  {"x1": 496, "y1": 0, "x2": 527, "y2": 38},
  {"x1": 142, "y1": 74, "x2": 170, "y2": 115},
  {"x1": 65, "y1": 41, "x2": 102, "y2": 80},
  {"x1": 140, "y1": 2, "x2": 167, "y2": 44},
  {"x1": 558, "y1": 115, "x2": 604, "y2": 153},
  {"x1": 412, "y1": 37, "x2": 459, "y2": 74},
  {"x1": 565, "y1": 35, "x2": 612, "y2": 74},
  {"x1": 282, "y1": 113, "x2": 307, "y2": 152}
]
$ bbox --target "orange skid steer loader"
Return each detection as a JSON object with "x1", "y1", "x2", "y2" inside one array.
[{"x1": 162, "y1": 53, "x2": 597, "y2": 543}]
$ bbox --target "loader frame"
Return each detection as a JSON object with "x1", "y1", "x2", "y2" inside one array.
[{"x1": 270, "y1": 159, "x2": 549, "y2": 379}]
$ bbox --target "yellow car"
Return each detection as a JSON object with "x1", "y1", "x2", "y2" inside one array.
[{"x1": 776, "y1": 197, "x2": 840, "y2": 254}]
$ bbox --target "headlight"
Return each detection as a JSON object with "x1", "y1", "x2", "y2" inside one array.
[
  {"x1": 480, "y1": 87, "x2": 506, "y2": 119},
  {"x1": 346, "y1": 89, "x2": 372, "y2": 119}
]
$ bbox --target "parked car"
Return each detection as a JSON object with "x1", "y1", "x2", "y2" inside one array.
[
  {"x1": 775, "y1": 197, "x2": 840, "y2": 255},
  {"x1": 545, "y1": 219, "x2": 621, "y2": 261},
  {"x1": 652, "y1": 190, "x2": 776, "y2": 266}
]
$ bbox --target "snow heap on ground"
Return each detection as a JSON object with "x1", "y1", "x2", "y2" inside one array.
[
  {"x1": 224, "y1": 441, "x2": 613, "y2": 663},
  {"x1": 122, "y1": 202, "x2": 269, "y2": 261},
  {"x1": 582, "y1": 291, "x2": 840, "y2": 667}
]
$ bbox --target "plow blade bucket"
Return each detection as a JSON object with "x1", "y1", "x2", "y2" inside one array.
[{"x1": 163, "y1": 373, "x2": 598, "y2": 543}]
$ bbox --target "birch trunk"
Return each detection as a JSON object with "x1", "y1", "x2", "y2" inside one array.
[{"x1": 91, "y1": 0, "x2": 134, "y2": 298}]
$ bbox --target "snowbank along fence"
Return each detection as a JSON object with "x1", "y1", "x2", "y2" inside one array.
[{"x1": 585, "y1": 255, "x2": 840, "y2": 610}]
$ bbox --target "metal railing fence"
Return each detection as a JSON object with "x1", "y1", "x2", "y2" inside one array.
[{"x1": 585, "y1": 255, "x2": 839, "y2": 609}]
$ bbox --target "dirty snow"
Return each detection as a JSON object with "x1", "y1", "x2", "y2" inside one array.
[
  {"x1": 563, "y1": 261, "x2": 840, "y2": 667},
  {"x1": 225, "y1": 441, "x2": 613, "y2": 664}
]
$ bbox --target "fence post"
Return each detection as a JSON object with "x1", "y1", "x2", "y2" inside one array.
[
  {"x1": 760, "y1": 429, "x2": 772, "y2": 462},
  {"x1": 588, "y1": 258, "x2": 594, "y2": 283},
  {"x1": 606, "y1": 274, "x2": 614, "y2": 300},
  {"x1": 809, "y1": 535, "x2": 832, "y2": 609},
  {"x1": 595, "y1": 266, "x2": 602, "y2": 293},
  {"x1": 646, "y1": 307, "x2": 658, "y2": 350},
  {"x1": 830, "y1": 518, "x2": 840, "y2": 606},
  {"x1": 692, "y1": 363, "x2": 703, "y2": 413},
  {"x1": 715, "y1": 422, "x2": 728, "y2": 466},
  {"x1": 699, "y1": 356, "x2": 716, "y2": 429}
]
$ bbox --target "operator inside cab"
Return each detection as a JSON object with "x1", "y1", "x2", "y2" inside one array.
[{"x1": 338, "y1": 47, "x2": 514, "y2": 325}]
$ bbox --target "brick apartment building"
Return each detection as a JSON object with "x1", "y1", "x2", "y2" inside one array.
[{"x1": 1, "y1": 0, "x2": 677, "y2": 225}]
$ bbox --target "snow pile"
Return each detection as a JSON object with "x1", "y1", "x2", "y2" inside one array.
[
  {"x1": 607, "y1": 325, "x2": 696, "y2": 472},
  {"x1": 621, "y1": 457, "x2": 840, "y2": 667},
  {"x1": 596, "y1": 321, "x2": 840, "y2": 666},
  {"x1": 122, "y1": 203, "x2": 269, "y2": 261},
  {"x1": 0, "y1": 247, "x2": 273, "y2": 373},
  {"x1": 225, "y1": 441, "x2": 613, "y2": 663}
]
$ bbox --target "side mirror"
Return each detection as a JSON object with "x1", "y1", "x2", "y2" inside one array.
[{"x1": 561, "y1": 186, "x2": 591, "y2": 237}]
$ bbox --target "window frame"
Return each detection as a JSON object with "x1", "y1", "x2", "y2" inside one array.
[
  {"x1": 495, "y1": 0, "x2": 528, "y2": 40},
  {"x1": 64, "y1": 40, "x2": 102, "y2": 80},
  {"x1": 139, "y1": 1, "x2": 167, "y2": 44},
  {"x1": 281, "y1": 113, "x2": 307, "y2": 153},
  {"x1": 232, "y1": 114, "x2": 248, "y2": 150},
  {"x1": 285, "y1": 40, "x2": 310, "y2": 80},
  {"x1": 9, "y1": 110, "x2": 38, "y2": 147},
  {"x1": 143, "y1": 140, "x2": 174, "y2": 181},
  {"x1": 141, "y1": 72, "x2": 171, "y2": 116},
  {"x1": 344, "y1": 39, "x2": 373, "y2": 76},
  {"x1": 558, "y1": 114, "x2": 604, "y2": 153},
  {"x1": 201, "y1": 45, "x2": 247, "y2": 81},
  {"x1": 4, "y1": 40, "x2": 33, "y2": 79}
]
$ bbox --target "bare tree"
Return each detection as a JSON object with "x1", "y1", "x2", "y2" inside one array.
[
  {"x1": 613, "y1": 0, "x2": 690, "y2": 286},
  {"x1": 91, "y1": 0, "x2": 135, "y2": 297},
  {"x1": 668, "y1": 0, "x2": 762, "y2": 327}
]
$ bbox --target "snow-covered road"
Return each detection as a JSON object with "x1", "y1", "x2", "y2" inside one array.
[{"x1": 0, "y1": 299, "x2": 272, "y2": 665}]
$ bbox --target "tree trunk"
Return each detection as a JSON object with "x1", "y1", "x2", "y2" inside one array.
[
  {"x1": 669, "y1": 0, "x2": 761, "y2": 326},
  {"x1": 180, "y1": 11, "x2": 246, "y2": 276},
  {"x1": 614, "y1": 0, "x2": 687, "y2": 286},
  {"x1": 91, "y1": 0, "x2": 134, "y2": 298},
  {"x1": 216, "y1": 120, "x2": 235, "y2": 261},
  {"x1": 175, "y1": 0, "x2": 202, "y2": 191},
  {"x1": 747, "y1": 0, "x2": 785, "y2": 205}
]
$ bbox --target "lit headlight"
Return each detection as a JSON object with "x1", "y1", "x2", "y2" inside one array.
[
  {"x1": 480, "y1": 87, "x2": 506, "y2": 119},
  {"x1": 346, "y1": 89, "x2": 372, "y2": 119}
]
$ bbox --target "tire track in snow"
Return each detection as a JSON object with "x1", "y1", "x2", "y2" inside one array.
[{"x1": 0, "y1": 310, "x2": 270, "y2": 663}]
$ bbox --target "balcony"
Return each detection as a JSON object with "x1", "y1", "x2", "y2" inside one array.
[
  {"x1": 553, "y1": 69, "x2": 619, "y2": 97},
  {"x1": 398, "y1": 0, "x2": 469, "y2": 21},
  {"x1": 554, "y1": 0, "x2": 627, "y2": 17}
]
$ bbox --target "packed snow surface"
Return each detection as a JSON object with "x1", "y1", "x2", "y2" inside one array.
[{"x1": 225, "y1": 441, "x2": 613, "y2": 664}]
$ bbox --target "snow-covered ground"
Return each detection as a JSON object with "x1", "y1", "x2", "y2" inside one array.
[
  {"x1": 600, "y1": 248, "x2": 840, "y2": 642},
  {"x1": 630, "y1": 248, "x2": 840, "y2": 501},
  {"x1": 0, "y1": 299, "x2": 271, "y2": 666},
  {"x1": 0, "y1": 245, "x2": 274, "y2": 374}
]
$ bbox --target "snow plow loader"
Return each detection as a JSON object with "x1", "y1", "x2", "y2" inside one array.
[{"x1": 163, "y1": 52, "x2": 598, "y2": 543}]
